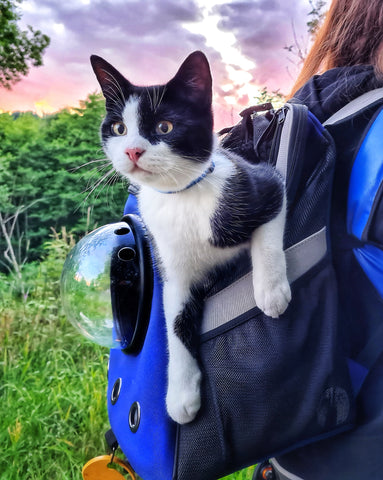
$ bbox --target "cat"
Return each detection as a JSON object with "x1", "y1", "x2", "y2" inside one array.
[{"x1": 91, "y1": 51, "x2": 291, "y2": 425}]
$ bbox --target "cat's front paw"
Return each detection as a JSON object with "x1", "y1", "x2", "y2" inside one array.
[
  {"x1": 166, "y1": 369, "x2": 202, "y2": 424},
  {"x1": 253, "y1": 274, "x2": 291, "y2": 318}
]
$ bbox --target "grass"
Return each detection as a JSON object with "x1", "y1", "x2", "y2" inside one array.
[
  {"x1": 1, "y1": 235, "x2": 110, "y2": 479},
  {"x1": 1, "y1": 324, "x2": 109, "y2": 479},
  {"x1": 0, "y1": 233, "x2": 255, "y2": 479},
  {"x1": 221, "y1": 466, "x2": 255, "y2": 480}
]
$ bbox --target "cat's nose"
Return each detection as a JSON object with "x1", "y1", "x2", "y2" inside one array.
[{"x1": 125, "y1": 147, "x2": 145, "y2": 163}]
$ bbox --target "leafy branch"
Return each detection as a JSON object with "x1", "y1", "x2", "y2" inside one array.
[{"x1": 0, "y1": 0, "x2": 50, "y2": 89}]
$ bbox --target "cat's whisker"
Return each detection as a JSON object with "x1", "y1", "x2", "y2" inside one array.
[
  {"x1": 146, "y1": 87, "x2": 154, "y2": 111},
  {"x1": 101, "y1": 83, "x2": 126, "y2": 112},
  {"x1": 102, "y1": 69, "x2": 126, "y2": 106},
  {"x1": 93, "y1": 170, "x2": 120, "y2": 201},
  {"x1": 74, "y1": 169, "x2": 114, "y2": 214},
  {"x1": 82, "y1": 167, "x2": 115, "y2": 202},
  {"x1": 106, "y1": 88, "x2": 125, "y2": 111},
  {"x1": 151, "y1": 88, "x2": 158, "y2": 112},
  {"x1": 155, "y1": 86, "x2": 167, "y2": 112},
  {"x1": 81, "y1": 162, "x2": 114, "y2": 187},
  {"x1": 72, "y1": 158, "x2": 110, "y2": 172},
  {"x1": 167, "y1": 163, "x2": 208, "y2": 178},
  {"x1": 151, "y1": 86, "x2": 167, "y2": 113}
]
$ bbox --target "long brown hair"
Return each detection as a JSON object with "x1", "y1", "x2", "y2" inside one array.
[{"x1": 289, "y1": 0, "x2": 383, "y2": 97}]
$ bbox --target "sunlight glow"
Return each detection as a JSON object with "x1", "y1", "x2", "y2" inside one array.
[
  {"x1": 34, "y1": 100, "x2": 56, "y2": 116},
  {"x1": 182, "y1": 0, "x2": 263, "y2": 109},
  {"x1": 225, "y1": 65, "x2": 253, "y2": 86},
  {"x1": 183, "y1": 1, "x2": 255, "y2": 71},
  {"x1": 223, "y1": 95, "x2": 237, "y2": 105}
]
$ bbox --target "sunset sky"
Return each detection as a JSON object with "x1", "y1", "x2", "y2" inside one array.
[{"x1": 0, "y1": 0, "x2": 327, "y2": 129}]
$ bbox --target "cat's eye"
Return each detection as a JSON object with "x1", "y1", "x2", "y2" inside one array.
[
  {"x1": 111, "y1": 122, "x2": 127, "y2": 136},
  {"x1": 156, "y1": 121, "x2": 173, "y2": 135}
]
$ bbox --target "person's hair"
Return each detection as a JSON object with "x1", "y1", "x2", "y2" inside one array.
[{"x1": 289, "y1": 0, "x2": 383, "y2": 97}]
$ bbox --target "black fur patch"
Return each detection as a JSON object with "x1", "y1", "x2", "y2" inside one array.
[
  {"x1": 138, "y1": 86, "x2": 213, "y2": 161},
  {"x1": 210, "y1": 153, "x2": 284, "y2": 247},
  {"x1": 174, "y1": 285, "x2": 205, "y2": 358},
  {"x1": 173, "y1": 250, "x2": 252, "y2": 357},
  {"x1": 92, "y1": 53, "x2": 214, "y2": 164}
]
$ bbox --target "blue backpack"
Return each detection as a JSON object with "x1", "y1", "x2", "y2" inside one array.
[{"x1": 103, "y1": 90, "x2": 383, "y2": 480}]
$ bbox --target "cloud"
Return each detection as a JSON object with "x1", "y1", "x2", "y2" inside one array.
[
  {"x1": 214, "y1": 0, "x2": 313, "y2": 93},
  {"x1": 2, "y1": 0, "x2": 321, "y2": 128},
  {"x1": 2, "y1": 0, "x2": 213, "y2": 112},
  {"x1": 18, "y1": 0, "x2": 209, "y2": 83}
]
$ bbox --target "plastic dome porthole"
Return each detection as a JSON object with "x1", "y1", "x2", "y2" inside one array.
[{"x1": 60, "y1": 214, "x2": 153, "y2": 353}]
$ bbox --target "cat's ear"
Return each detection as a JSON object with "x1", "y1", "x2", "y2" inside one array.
[
  {"x1": 90, "y1": 55, "x2": 132, "y2": 108},
  {"x1": 170, "y1": 51, "x2": 212, "y2": 107}
]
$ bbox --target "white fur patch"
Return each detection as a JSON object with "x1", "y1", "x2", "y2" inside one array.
[
  {"x1": 251, "y1": 196, "x2": 291, "y2": 317},
  {"x1": 104, "y1": 97, "x2": 151, "y2": 179}
]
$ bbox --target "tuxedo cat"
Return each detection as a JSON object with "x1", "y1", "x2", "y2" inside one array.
[{"x1": 91, "y1": 51, "x2": 291, "y2": 424}]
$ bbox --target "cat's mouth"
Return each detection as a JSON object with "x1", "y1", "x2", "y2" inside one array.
[{"x1": 130, "y1": 163, "x2": 152, "y2": 175}]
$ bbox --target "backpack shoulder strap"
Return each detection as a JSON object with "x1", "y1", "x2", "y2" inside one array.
[
  {"x1": 338, "y1": 94, "x2": 383, "y2": 372},
  {"x1": 323, "y1": 87, "x2": 383, "y2": 126},
  {"x1": 347, "y1": 107, "x2": 383, "y2": 247}
]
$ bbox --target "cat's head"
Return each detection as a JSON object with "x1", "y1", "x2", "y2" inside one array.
[{"x1": 91, "y1": 51, "x2": 214, "y2": 192}]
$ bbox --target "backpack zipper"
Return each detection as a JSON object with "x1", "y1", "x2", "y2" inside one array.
[{"x1": 269, "y1": 107, "x2": 287, "y2": 167}]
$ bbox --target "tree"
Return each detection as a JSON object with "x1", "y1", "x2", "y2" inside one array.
[
  {"x1": 0, "y1": 0, "x2": 50, "y2": 89},
  {"x1": 0, "y1": 94, "x2": 128, "y2": 272}
]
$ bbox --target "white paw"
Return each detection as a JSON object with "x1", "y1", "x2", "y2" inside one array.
[
  {"x1": 166, "y1": 369, "x2": 202, "y2": 424},
  {"x1": 253, "y1": 274, "x2": 291, "y2": 318}
]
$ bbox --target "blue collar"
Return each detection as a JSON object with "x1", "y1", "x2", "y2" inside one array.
[{"x1": 155, "y1": 161, "x2": 215, "y2": 194}]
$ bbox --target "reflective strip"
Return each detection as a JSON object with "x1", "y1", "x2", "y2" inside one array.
[
  {"x1": 285, "y1": 227, "x2": 327, "y2": 284},
  {"x1": 201, "y1": 271, "x2": 254, "y2": 335},
  {"x1": 201, "y1": 227, "x2": 327, "y2": 335},
  {"x1": 269, "y1": 459, "x2": 304, "y2": 480},
  {"x1": 323, "y1": 88, "x2": 383, "y2": 126}
]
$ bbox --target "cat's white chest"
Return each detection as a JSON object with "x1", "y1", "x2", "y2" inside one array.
[
  {"x1": 137, "y1": 152, "x2": 241, "y2": 283},
  {"x1": 138, "y1": 186, "x2": 218, "y2": 279}
]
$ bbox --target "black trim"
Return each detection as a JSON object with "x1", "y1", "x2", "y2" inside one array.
[
  {"x1": 117, "y1": 214, "x2": 153, "y2": 354},
  {"x1": 363, "y1": 178, "x2": 383, "y2": 248}
]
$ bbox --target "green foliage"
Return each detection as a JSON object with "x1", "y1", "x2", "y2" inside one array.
[
  {"x1": 0, "y1": 233, "x2": 110, "y2": 479},
  {"x1": 0, "y1": 0, "x2": 50, "y2": 89},
  {"x1": 254, "y1": 86, "x2": 285, "y2": 108},
  {"x1": 0, "y1": 93, "x2": 129, "y2": 271},
  {"x1": 221, "y1": 466, "x2": 256, "y2": 480}
]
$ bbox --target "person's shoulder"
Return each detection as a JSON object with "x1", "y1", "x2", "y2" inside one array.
[{"x1": 291, "y1": 65, "x2": 382, "y2": 122}]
